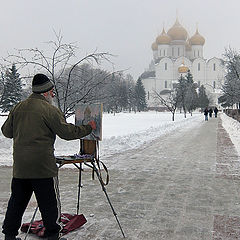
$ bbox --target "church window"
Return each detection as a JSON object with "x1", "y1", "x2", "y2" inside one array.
[
  {"x1": 165, "y1": 81, "x2": 167, "y2": 88},
  {"x1": 213, "y1": 81, "x2": 216, "y2": 89},
  {"x1": 198, "y1": 63, "x2": 200, "y2": 71},
  {"x1": 213, "y1": 63, "x2": 216, "y2": 71},
  {"x1": 165, "y1": 63, "x2": 167, "y2": 70}
]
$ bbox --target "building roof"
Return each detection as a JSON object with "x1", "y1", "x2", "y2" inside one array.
[
  {"x1": 167, "y1": 18, "x2": 188, "y2": 41},
  {"x1": 156, "y1": 28, "x2": 171, "y2": 45},
  {"x1": 189, "y1": 28, "x2": 205, "y2": 45}
]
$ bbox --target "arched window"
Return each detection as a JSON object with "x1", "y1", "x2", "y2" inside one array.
[
  {"x1": 198, "y1": 50, "x2": 200, "y2": 57},
  {"x1": 213, "y1": 81, "x2": 216, "y2": 89},
  {"x1": 165, "y1": 81, "x2": 167, "y2": 88},
  {"x1": 213, "y1": 63, "x2": 216, "y2": 71},
  {"x1": 165, "y1": 63, "x2": 167, "y2": 70},
  {"x1": 148, "y1": 91, "x2": 150, "y2": 100},
  {"x1": 164, "y1": 49, "x2": 166, "y2": 56},
  {"x1": 198, "y1": 63, "x2": 200, "y2": 71}
]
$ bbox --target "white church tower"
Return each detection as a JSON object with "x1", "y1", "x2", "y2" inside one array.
[{"x1": 142, "y1": 17, "x2": 225, "y2": 109}]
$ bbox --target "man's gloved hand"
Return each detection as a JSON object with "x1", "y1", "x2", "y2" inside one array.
[{"x1": 88, "y1": 120, "x2": 97, "y2": 130}]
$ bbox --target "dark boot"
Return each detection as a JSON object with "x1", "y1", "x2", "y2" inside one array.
[{"x1": 4, "y1": 236, "x2": 21, "y2": 240}]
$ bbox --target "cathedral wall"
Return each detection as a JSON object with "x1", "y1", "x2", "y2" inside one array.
[
  {"x1": 191, "y1": 45, "x2": 203, "y2": 59},
  {"x1": 142, "y1": 77, "x2": 156, "y2": 105},
  {"x1": 170, "y1": 45, "x2": 186, "y2": 58},
  {"x1": 158, "y1": 45, "x2": 169, "y2": 58},
  {"x1": 192, "y1": 58, "x2": 206, "y2": 86},
  {"x1": 186, "y1": 50, "x2": 192, "y2": 59},
  {"x1": 156, "y1": 58, "x2": 174, "y2": 90},
  {"x1": 206, "y1": 58, "x2": 225, "y2": 89}
]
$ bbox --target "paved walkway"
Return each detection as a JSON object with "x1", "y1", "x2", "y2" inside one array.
[{"x1": 1, "y1": 115, "x2": 240, "y2": 239}]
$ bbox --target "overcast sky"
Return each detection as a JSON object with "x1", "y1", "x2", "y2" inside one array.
[{"x1": 0, "y1": 0, "x2": 239, "y2": 79}]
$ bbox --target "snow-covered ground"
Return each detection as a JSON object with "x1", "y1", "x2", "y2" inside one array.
[
  {"x1": 221, "y1": 113, "x2": 240, "y2": 156},
  {"x1": 0, "y1": 111, "x2": 239, "y2": 167}
]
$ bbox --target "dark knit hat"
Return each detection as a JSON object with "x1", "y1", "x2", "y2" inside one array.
[{"x1": 32, "y1": 74, "x2": 54, "y2": 93}]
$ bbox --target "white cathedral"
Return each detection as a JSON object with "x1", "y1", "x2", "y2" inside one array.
[{"x1": 142, "y1": 17, "x2": 225, "y2": 108}]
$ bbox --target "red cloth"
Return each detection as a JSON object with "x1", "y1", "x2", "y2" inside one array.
[{"x1": 21, "y1": 213, "x2": 87, "y2": 237}]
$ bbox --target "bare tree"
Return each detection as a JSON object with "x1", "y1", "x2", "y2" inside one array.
[
  {"x1": 4, "y1": 32, "x2": 116, "y2": 117},
  {"x1": 58, "y1": 64, "x2": 122, "y2": 117},
  {"x1": 153, "y1": 89, "x2": 180, "y2": 121}
]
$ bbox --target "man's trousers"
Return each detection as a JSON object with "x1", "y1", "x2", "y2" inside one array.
[{"x1": 2, "y1": 177, "x2": 62, "y2": 237}]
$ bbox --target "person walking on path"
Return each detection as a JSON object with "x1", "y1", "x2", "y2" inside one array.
[
  {"x1": 208, "y1": 108, "x2": 213, "y2": 118},
  {"x1": 1, "y1": 74, "x2": 94, "y2": 240},
  {"x1": 204, "y1": 107, "x2": 209, "y2": 121},
  {"x1": 214, "y1": 107, "x2": 219, "y2": 118}
]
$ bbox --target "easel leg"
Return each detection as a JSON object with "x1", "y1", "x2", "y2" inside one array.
[
  {"x1": 75, "y1": 162, "x2": 82, "y2": 215},
  {"x1": 91, "y1": 161, "x2": 126, "y2": 238},
  {"x1": 24, "y1": 206, "x2": 38, "y2": 240}
]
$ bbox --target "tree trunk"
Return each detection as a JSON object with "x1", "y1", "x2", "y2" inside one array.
[{"x1": 183, "y1": 108, "x2": 187, "y2": 118}]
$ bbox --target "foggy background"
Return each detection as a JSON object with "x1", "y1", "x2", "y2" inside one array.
[{"x1": 0, "y1": 0, "x2": 239, "y2": 79}]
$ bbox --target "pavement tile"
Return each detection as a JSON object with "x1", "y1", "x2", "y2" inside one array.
[
  {"x1": 1, "y1": 115, "x2": 240, "y2": 239},
  {"x1": 213, "y1": 215, "x2": 240, "y2": 239}
]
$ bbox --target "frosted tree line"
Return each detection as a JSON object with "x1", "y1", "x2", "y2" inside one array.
[
  {"x1": 0, "y1": 63, "x2": 147, "y2": 115},
  {"x1": 219, "y1": 48, "x2": 240, "y2": 108},
  {"x1": 0, "y1": 33, "x2": 147, "y2": 115}
]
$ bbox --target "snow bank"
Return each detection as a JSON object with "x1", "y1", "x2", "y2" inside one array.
[
  {"x1": 0, "y1": 111, "x2": 208, "y2": 166},
  {"x1": 221, "y1": 113, "x2": 240, "y2": 156}
]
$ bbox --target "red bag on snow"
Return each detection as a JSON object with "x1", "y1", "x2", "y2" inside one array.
[{"x1": 21, "y1": 213, "x2": 87, "y2": 237}]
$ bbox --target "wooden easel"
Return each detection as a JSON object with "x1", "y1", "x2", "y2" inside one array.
[
  {"x1": 56, "y1": 139, "x2": 125, "y2": 238},
  {"x1": 80, "y1": 139, "x2": 96, "y2": 156}
]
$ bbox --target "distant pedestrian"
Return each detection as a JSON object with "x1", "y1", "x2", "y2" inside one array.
[
  {"x1": 204, "y1": 107, "x2": 208, "y2": 121},
  {"x1": 208, "y1": 108, "x2": 213, "y2": 118},
  {"x1": 214, "y1": 107, "x2": 219, "y2": 118}
]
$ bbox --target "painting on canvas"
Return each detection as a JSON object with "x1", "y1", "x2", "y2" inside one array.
[{"x1": 75, "y1": 103, "x2": 103, "y2": 141}]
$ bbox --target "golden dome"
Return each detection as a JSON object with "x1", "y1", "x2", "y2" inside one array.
[
  {"x1": 167, "y1": 18, "x2": 188, "y2": 41},
  {"x1": 189, "y1": 29, "x2": 205, "y2": 45},
  {"x1": 156, "y1": 28, "x2": 171, "y2": 45},
  {"x1": 151, "y1": 42, "x2": 158, "y2": 51},
  {"x1": 178, "y1": 63, "x2": 189, "y2": 73}
]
